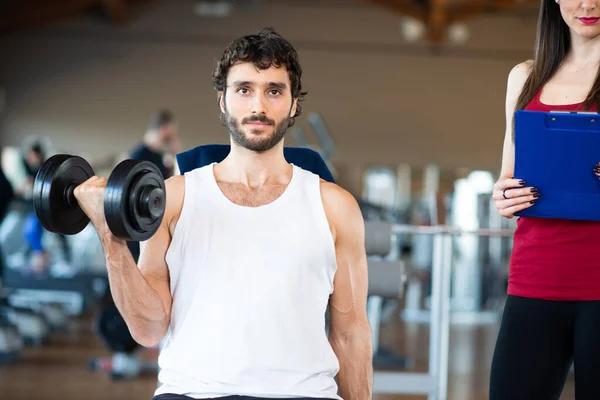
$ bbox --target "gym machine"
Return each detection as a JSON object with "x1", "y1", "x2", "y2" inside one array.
[
  {"x1": 0, "y1": 215, "x2": 53, "y2": 355},
  {"x1": 370, "y1": 223, "x2": 513, "y2": 400},
  {"x1": 0, "y1": 191, "x2": 109, "y2": 317},
  {"x1": 365, "y1": 220, "x2": 413, "y2": 369},
  {"x1": 0, "y1": 248, "x2": 23, "y2": 364},
  {"x1": 306, "y1": 113, "x2": 337, "y2": 177}
]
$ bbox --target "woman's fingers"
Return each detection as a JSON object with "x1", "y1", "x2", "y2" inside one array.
[
  {"x1": 493, "y1": 186, "x2": 539, "y2": 201},
  {"x1": 496, "y1": 193, "x2": 539, "y2": 210},
  {"x1": 498, "y1": 197, "x2": 537, "y2": 218}
]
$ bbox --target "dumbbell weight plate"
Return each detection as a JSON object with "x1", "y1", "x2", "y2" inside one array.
[
  {"x1": 104, "y1": 160, "x2": 166, "y2": 242},
  {"x1": 32, "y1": 154, "x2": 94, "y2": 235}
]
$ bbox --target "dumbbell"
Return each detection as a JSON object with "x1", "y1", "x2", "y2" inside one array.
[{"x1": 32, "y1": 154, "x2": 166, "y2": 242}]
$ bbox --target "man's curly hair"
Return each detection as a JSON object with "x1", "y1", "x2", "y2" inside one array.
[{"x1": 212, "y1": 27, "x2": 307, "y2": 127}]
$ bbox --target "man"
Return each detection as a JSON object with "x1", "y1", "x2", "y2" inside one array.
[
  {"x1": 1, "y1": 140, "x2": 45, "y2": 200},
  {"x1": 128, "y1": 109, "x2": 181, "y2": 262},
  {"x1": 3, "y1": 140, "x2": 52, "y2": 273},
  {"x1": 130, "y1": 109, "x2": 181, "y2": 181},
  {"x1": 74, "y1": 28, "x2": 373, "y2": 400},
  {"x1": 21, "y1": 141, "x2": 45, "y2": 191}
]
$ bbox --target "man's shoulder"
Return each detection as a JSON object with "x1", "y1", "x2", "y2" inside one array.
[
  {"x1": 318, "y1": 180, "x2": 363, "y2": 229},
  {"x1": 164, "y1": 165, "x2": 212, "y2": 196},
  {"x1": 319, "y1": 180, "x2": 355, "y2": 205},
  {"x1": 162, "y1": 165, "x2": 215, "y2": 229},
  {"x1": 129, "y1": 143, "x2": 149, "y2": 157},
  {"x1": 164, "y1": 175, "x2": 186, "y2": 219},
  {"x1": 166, "y1": 174, "x2": 185, "y2": 185}
]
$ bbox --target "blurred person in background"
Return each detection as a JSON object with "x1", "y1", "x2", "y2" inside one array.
[
  {"x1": 0, "y1": 150, "x2": 15, "y2": 225},
  {"x1": 0, "y1": 151, "x2": 15, "y2": 286},
  {"x1": 2, "y1": 139, "x2": 51, "y2": 274},
  {"x1": 130, "y1": 109, "x2": 181, "y2": 179},
  {"x1": 1, "y1": 140, "x2": 45, "y2": 200}
]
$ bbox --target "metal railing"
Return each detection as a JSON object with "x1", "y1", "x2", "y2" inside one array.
[{"x1": 373, "y1": 224, "x2": 514, "y2": 400}]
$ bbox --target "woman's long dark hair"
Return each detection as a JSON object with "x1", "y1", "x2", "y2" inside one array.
[{"x1": 515, "y1": 0, "x2": 600, "y2": 112}]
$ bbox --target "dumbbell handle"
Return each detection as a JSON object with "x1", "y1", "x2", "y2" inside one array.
[
  {"x1": 64, "y1": 178, "x2": 164, "y2": 220},
  {"x1": 65, "y1": 183, "x2": 78, "y2": 208}
]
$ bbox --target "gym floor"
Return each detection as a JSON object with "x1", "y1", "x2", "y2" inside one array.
[{"x1": 0, "y1": 304, "x2": 576, "y2": 400}]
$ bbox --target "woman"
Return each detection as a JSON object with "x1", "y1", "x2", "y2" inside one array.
[{"x1": 490, "y1": 0, "x2": 600, "y2": 398}]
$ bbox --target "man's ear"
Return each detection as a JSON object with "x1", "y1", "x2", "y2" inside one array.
[
  {"x1": 290, "y1": 98, "x2": 298, "y2": 117},
  {"x1": 219, "y1": 91, "x2": 225, "y2": 114}
]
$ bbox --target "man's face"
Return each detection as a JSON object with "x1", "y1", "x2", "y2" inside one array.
[
  {"x1": 159, "y1": 122, "x2": 178, "y2": 146},
  {"x1": 220, "y1": 62, "x2": 298, "y2": 152},
  {"x1": 158, "y1": 121, "x2": 179, "y2": 152}
]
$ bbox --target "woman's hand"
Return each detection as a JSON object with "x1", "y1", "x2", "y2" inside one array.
[{"x1": 492, "y1": 178, "x2": 540, "y2": 219}]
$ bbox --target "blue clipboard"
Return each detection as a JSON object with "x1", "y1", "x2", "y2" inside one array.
[{"x1": 514, "y1": 110, "x2": 600, "y2": 221}]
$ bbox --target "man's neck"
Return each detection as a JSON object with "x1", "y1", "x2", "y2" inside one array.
[{"x1": 217, "y1": 142, "x2": 291, "y2": 188}]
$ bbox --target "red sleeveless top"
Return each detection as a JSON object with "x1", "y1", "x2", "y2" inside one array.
[{"x1": 508, "y1": 90, "x2": 600, "y2": 300}]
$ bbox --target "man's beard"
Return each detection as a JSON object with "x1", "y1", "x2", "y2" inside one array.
[{"x1": 225, "y1": 112, "x2": 290, "y2": 153}]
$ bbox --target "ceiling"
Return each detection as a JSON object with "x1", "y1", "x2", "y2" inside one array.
[
  {"x1": 1, "y1": 0, "x2": 540, "y2": 44},
  {"x1": 363, "y1": 0, "x2": 540, "y2": 43},
  {"x1": 0, "y1": 0, "x2": 132, "y2": 35}
]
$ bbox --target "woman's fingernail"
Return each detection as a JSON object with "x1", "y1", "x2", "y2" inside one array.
[
  {"x1": 533, "y1": 193, "x2": 540, "y2": 198},
  {"x1": 519, "y1": 180, "x2": 526, "y2": 185},
  {"x1": 531, "y1": 187, "x2": 538, "y2": 193}
]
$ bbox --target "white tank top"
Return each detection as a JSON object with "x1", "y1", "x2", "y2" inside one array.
[{"x1": 155, "y1": 163, "x2": 341, "y2": 400}]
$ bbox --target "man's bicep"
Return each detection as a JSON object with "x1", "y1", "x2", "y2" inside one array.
[
  {"x1": 136, "y1": 176, "x2": 184, "y2": 320},
  {"x1": 138, "y1": 221, "x2": 173, "y2": 319}
]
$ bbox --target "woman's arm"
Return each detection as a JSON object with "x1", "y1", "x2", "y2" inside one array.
[{"x1": 492, "y1": 60, "x2": 540, "y2": 219}]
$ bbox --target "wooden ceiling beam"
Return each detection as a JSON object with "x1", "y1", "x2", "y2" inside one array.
[
  {"x1": 101, "y1": 0, "x2": 129, "y2": 26},
  {"x1": 446, "y1": 0, "x2": 538, "y2": 23},
  {"x1": 364, "y1": 0, "x2": 429, "y2": 20},
  {"x1": 427, "y1": 0, "x2": 449, "y2": 44},
  {"x1": 364, "y1": 0, "x2": 539, "y2": 43},
  {"x1": 0, "y1": 0, "x2": 130, "y2": 35}
]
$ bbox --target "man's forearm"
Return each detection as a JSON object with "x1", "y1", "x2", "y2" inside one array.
[
  {"x1": 100, "y1": 232, "x2": 168, "y2": 345},
  {"x1": 332, "y1": 327, "x2": 374, "y2": 400}
]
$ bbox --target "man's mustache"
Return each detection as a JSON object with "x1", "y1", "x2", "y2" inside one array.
[{"x1": 242, "y1": 115, "x2": 274, "y2": 125}]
